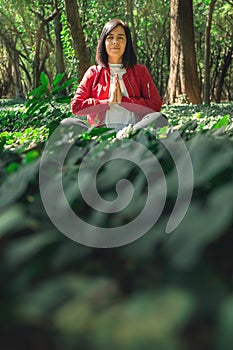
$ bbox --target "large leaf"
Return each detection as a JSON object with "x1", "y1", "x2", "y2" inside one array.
[
  {"x1": 212, "y1": 115, "x2": 230, "y2": 129},
  {"x1": 164, "y1": 182, "x2": 233, "y2": 269},
  {"x1": 0, "y1": 205, "x2": 29, "y2": 238},
  {"x1": 216, "y1": 295, "x2": 233, "y2": 350},
  {"x1": 187, "y1": 134, "x2": 232, "y2": 186},
  {"x1": 51, "y1": 78, "x2": 77, "y2": 95},
  {"x1": 40, "y1": 72, "x2": 49, "y2": 87},
  {"x1": 48, "y1": 287, "x2": 194, "y2": 350},
  {"x1": 52, "y1": 73, "x2": 65, "y2": 88},
  {"x1": 28, "y1": 84, "x2": 47, "y2": 98},
  {"x1": 0, "y1": 160, "x2": 39, "y2": 208},
  {"x1": 4, "y1": 230, "x2": 60, "y2": 265}
]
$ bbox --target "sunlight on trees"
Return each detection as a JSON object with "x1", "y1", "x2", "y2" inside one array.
[{"x1": 0, "y1": 0, "x2": 232, "y2": 102}]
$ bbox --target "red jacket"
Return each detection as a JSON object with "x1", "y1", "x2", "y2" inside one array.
[{"x1": 71, "y1": 64, "x2": 162, "y2": 126}]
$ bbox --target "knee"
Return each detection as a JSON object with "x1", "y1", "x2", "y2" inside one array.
[
  {"x1": 159, "y1": 113, "x2": 168, "y2": 127},
  {"x1": 60, "y1": 117, "x2": 76, "y2": 126},
  {"x1": 60, "y1": 117, "x2": 88, "y2": 129}
]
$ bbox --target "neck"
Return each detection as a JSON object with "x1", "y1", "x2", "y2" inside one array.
[
  {"x1": 109, "y1": 62, "x2": 122, "y2": 66},
  {"x1": 108, "y1": 58, "x2": 123, "y2": 64}
]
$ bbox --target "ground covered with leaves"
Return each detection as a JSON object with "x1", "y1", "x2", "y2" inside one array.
[{"x1": 0, "y1": 94, "x2": 233, "y2": 350}]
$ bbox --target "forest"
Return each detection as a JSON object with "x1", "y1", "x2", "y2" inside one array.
[
  {"x1": 0, "y1": 0, "x2": 232, "y2": 103},
  {"x1": 0, "y1": 0, "x2": 233, "y2": 349}
]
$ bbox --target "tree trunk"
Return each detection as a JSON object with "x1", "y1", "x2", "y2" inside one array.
[
  {"x1": 54, "y1": 10, "x2": 66, "y2": 77},
  {"x1": 126, "y1": 0, "x2": 137, "y2": 53},
  {"x1": 164, "y1": 0, "x2": 202, "y2": 104},
  {"x1": 32, "y1": 9, "x2": 59, "y2": 88},
  {"x1": 13, "y1": 51, "x2": 24, "y2": 99},
  {"x1": 64, "y1": 0, "x2": 90, "y2": 80},
  {"x1": 215, "y1": 47, "x2": 232, "y2": 103},
  {"x1": 53, "y1": 0, "x2": 66, "y2": 84},
  {"x1": 203, "y1": 0, "x2": 217, "y2": 104},
  {"x1": 33, "y1": 24, "x2": 44, "y2": 88}
]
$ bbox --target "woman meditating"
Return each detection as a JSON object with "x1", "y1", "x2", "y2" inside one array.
[{"x1": 65, "y1": 19, "x2": 167, "y2": 131}]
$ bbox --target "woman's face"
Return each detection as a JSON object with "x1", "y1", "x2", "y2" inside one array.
[{"x1": 105, "y1": 25, "x2": 127, "y2": 64}]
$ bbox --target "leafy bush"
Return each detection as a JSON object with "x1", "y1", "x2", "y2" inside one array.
[{"x1": 0, "y1": 93, "x2": 233, "y2": 349}]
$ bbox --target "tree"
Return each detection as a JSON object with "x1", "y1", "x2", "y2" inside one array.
[
  {"x1": 164, "y1": 0, "x2": 202, "y2": 104},
  {"x1": 126, "y1": 0, "x2": 137, "y2": 53},
  {"x1": 213, "y1": 0, "x2": 233, "y2": 102},
  {"x1": 216, "y1": 46, "x2": 233, "y2": 102},
  {"x1": 54, "y1": 0, "x2": 66, "y2": 78},
  {"x1": 0, "y1": 7, "x2": 31, "y2": 97},
  {"x1": 63, "y1": 0, "x2": 90, "y2": 80},
  {"x1": 203, "y1": 0, "x2": 217, "y2": 104},
  {"x1": 31, "y1": 7, "x2": 59, "y2": 88},
  {"x1": 0, "y1": 0, "x2": 232, "y2": 100}
]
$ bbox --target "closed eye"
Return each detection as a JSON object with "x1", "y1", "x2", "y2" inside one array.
[{"x1": 106, "y1": 35, "x2": 126, "y2": 41}]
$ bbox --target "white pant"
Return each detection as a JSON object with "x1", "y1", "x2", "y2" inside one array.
[{"x1": 60, "y1": 112, "x2": 168, "y2": 131}]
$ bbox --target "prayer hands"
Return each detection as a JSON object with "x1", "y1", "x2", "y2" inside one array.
[{"x1": 108, "y1": 73, "x2": 122, "y2": 104}]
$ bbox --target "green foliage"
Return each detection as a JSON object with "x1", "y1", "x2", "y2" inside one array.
[
  {"x1": 0, "y1": 100, "x2": 232, "y2": 349},
  {"x1": 161, "y1": 103, "x2": 233, "y2": 138},
  {"x1": 0, "y1": 0, "x2": 232, "y2": 345},
  {"x1": 193, "y1": 0, "x2": 233, "y2": 101},
  {"x1": 1, "y1": 0, "x2": 232, "y2": 102},
  {"x1": 0, "y1": 127, "x2": 48, "y2": 152},
  {"x1": 0, "y1": 72, "x2": 77, "y2": 154},
  {"x1": 26, "y1": 72, "x2": 76, "y2": 116}
]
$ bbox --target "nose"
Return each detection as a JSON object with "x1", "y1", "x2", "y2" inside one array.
[{"x1": 113, "y1": 37, "x2": 119, "y2": 44}]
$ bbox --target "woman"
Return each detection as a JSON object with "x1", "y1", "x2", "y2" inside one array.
[{"x1": 66, "y1": 19, "x2": 166, "y2": 131}]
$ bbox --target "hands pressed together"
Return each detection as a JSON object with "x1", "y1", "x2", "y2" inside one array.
[{"x1": 108, "y1": 73, "x2": 122, "y2": 105}]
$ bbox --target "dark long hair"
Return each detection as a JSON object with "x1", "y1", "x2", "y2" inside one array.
[{"x1": 96, "y1": 19, "x2": 137, "y2": 68}]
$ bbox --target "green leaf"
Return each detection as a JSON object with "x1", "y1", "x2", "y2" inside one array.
[
  {"x1": 51, "y1": 86, "x2": 67, "y2": 95},
  {"x1": 48, "y1": 120, "x2": 60, "y2": 136},
  {"x1": 88, "y1": 127, "x2": 112, "y2": 136},
  {"x1": 26, "y1": 101, "x2": 43, "y2": 115},
  {"x1": 55, "y1": 96, "x2": 72, "y2": 103},
  {"x1": 216, "y1": 295, "x2": 233, "y2": 350},
  {"x1": 5, "y1": 230, "x2": 59, "y2": 265},
  {"x1": 165, "y1": 182, "x2": 233, "y2": 269},
  {"x1": 188, "y1": 135, "x2": 232, "y2": 186},
  {"x1": 92, "y1": 289, "x2": 194, "y2": 349},
  {"x1": 28, "y1": 85, "x2": 47, "y2": 98},
  {"x1": 26, "y1": 97, "x2": 39, "y2": 107},
  {"x1": 59, "y1": 77, "x2": 77, "y2": 90},
  {"x1": 52, "y1": 73, "x2": 65, "y2": 88},
  {"x1": 52, "y1": 78, "x2": 77, "y2": 95},
  {"x1": 24, "y1": 150, "x2": 40, "y2": 164},
  {"x1": 40, "y1": 72, "x2": 49, "y2": 87},
  {"x1": 0, "y1": 161, "x2": 39, "y2": 209},
  {"x1": 5, "y1": 162, "x2": 20, "y2": 173},
  {"x1": 0, "y1": 205, "x2": 28, "y2": 238},
  {"x1": 212, "y1": 115, "x2": 230, "y2": 129},
  {"x1": 0, "y1": 136, "x2": 6, "y2": 151}
]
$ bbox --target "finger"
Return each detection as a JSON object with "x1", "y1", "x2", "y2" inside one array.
[
  {"x1": 114, "y1": 73, "x2": 119, "y2": 83},
  {"x1": 117, "y1": 82, "x2": 121, "y2": 93},
  {"x1": 116, "y1": 84, "x2": 122, "y2": 102}
]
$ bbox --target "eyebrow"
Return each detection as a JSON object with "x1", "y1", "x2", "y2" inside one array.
[{"x1": 107, "y1": 33, "x2": 126, "y2": 37}]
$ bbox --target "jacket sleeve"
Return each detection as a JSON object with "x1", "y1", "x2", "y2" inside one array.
[
  {"x1": 71, "y1": 66, "x2": 109, "y2": 116},
  {"x1": 121, "y1": 65, "x2": 162, "y2": 113}
]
